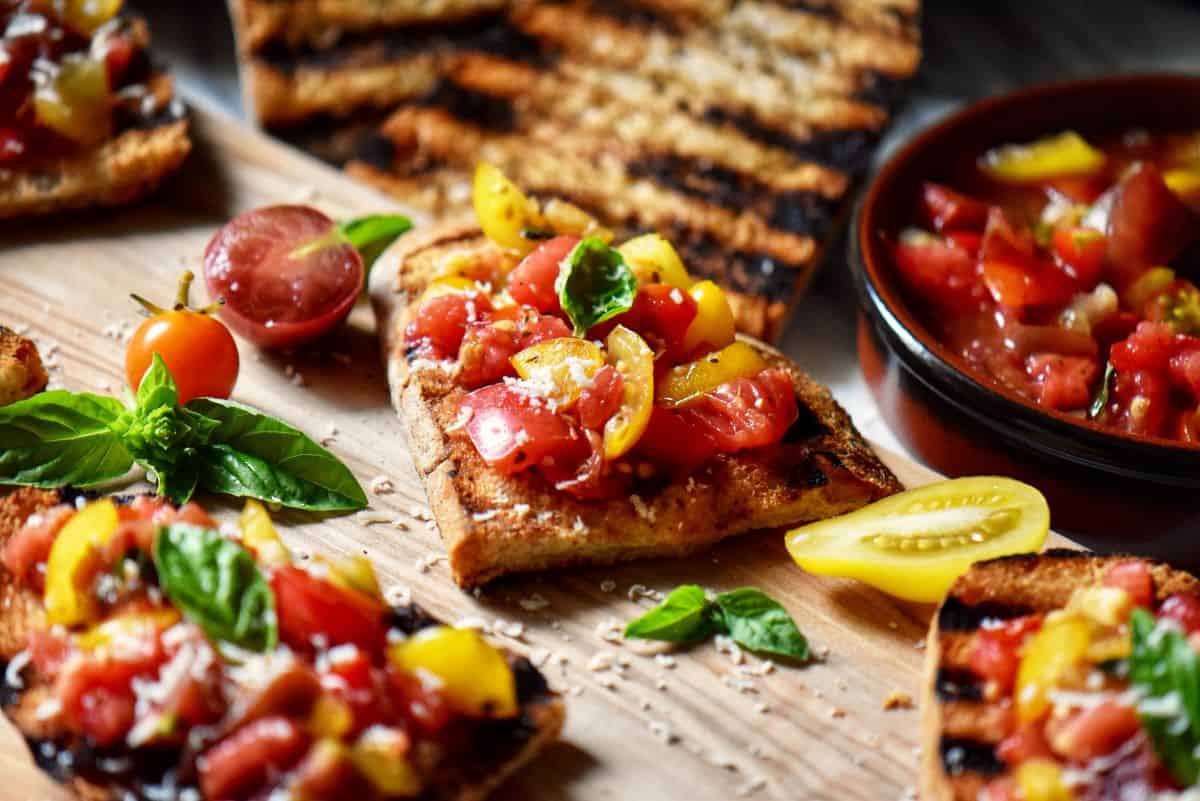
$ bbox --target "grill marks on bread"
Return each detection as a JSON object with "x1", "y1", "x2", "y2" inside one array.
[{"x1": 231, "y1": 0, "x2": 919, "y2": 340}]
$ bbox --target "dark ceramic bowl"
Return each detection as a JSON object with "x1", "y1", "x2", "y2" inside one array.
[{"x1": 852, "y1": 74, "x2": 1200, "y2": 564}]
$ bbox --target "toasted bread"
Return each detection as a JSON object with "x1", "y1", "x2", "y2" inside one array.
[
  {"x1": 0, "y1": 327, "x2": 47, "y2": 406},
  {"x1": 0, "y1": 488, "x2": 565, "y2": 801},
  {"x1": 921, "y1": 550, "x2": 1200, "y2": 801},
  {"x1": 370, "y1": 220, "x2": 902, "y2": 586}
]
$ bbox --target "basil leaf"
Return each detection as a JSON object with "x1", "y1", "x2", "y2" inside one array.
[
  {"x1": 188, "y1": 397, "x2": 367, "y2": 511},
  {"x1": 555, "y1": 236, "x2": 637, "y2": 336},
  {"x1": 713, "y1": 588, "x2": 809, "y2": 661},
  {"x1": 1130, "y1": 607, "x2": 1200, "y2": 785},
  {"x1": 0, "y1": 391, "x2": 133, "y2": 487},
  {"x1": 624, "y1": 585, "x2": 716, "y2": 643},
  {"x1": 135, "y1": 353, "x2": 178, "y2": 412},
  {"x1": 1089, "y1": 361, "x2": 1115, "y2": 420},
  {"x1": 154, "y1": 523, "x2": 276, "y2": 652},
  {"x1": 338, "y1": 214, "x2": 412, "y2": 270}
]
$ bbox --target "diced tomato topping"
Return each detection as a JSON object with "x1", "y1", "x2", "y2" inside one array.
[
  {"x1": 321, "y1": 647, "x2": 387, "y2": 736},
  {"x1": 1045, "y1": 700, "x2": 1141, "y2": 763},
  {"x1": 1102, "y1": 560, "x2": 1154, "y2": 609},
  {"x1": 1111, "y1": 322, "x2": 1177, "y2": 373},
  {"x1": 1107, "y1": 164, "x2": 1196, "y2": 288},
  {"x1": 76, "y1": 685, "x2": 137, "y2": 747},
  {"x1": 1168, "y1": 345, "x2": 1200, "y2": 398},
  {"x1": 272, "y1": 566, "x2": 388, "y2": 653},
  {"x1": 1108, "y1": 367, "x2": 1172, "y2": 437},
  {"x1": 978, "y1": 778, "x2": 1020, "y2": 801},
  {"x1": 27, "y1": 627, "x2": 71, "y2": 679},
  {"x1": 1051, "y1": 227, "x2": 1106, "y2": 289},
  {"x1": 461, "y1": 383, "x2": 587, "y2": 475},
  {"x1": 921, "y1": 182, "x2": 989, "y2": 232},
  {"x1": 2, "y1": 504, "x2": 73, "y2": 586},
  {"x1": 606, "y1": 283, "x2": 698, "y2": 362},
  {"x1": 944, "y1": 230, "x2": 983, "y2": 256},
  {"x1": 1158, "y1": 594, "x2": 1200, "y2": 633},
  {"x1": 1025, "y1": 354, "x2": 1099, "y2": 411},
  {"x1": 577, "y1": 364, "x2": 624, "y2": 430},
  {"x1": 996, "y1": 723, "x2": 1054, "y2": 766},
  {"x1": 198, "y1": 717, "x2": 311, "y2": 801},
  {"x1": 388, "y1": 666, "x2": 455, "y2": 736},
  {"x1": 508, "y1": 235, "x2": 578, "y2": 314},
  {"x1": 404, "y1": 290, "x2": 493, "y2": 361},
  {"x1": 891, "y1": 235, "x2": 987, "y2": 313},
  {"x1": 969, "y1": 615, "x2": 1043, "y2": 693},
  {"x1": 675, "y1": 368, "x2": 798, "y2": 453},
  {"x1": 634, "y1": 406, "x2": 721, "y2": 475},
  {"x1": 981, "y1": 210, "x2": 1080, "y2": 309},
  {"x1": 457, "y1": 308, "x2": 572, "y2": 388}
]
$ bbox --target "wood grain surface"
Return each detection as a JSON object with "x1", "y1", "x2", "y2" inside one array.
[{"x1": 0, "y1": 102, "x2": 1074, "y2": 801}]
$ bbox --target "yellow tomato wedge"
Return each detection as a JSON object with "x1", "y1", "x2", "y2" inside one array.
[
  {"x1": 351, "y1": 727, "x2": 423, "y2": 796},
  {"x1": 510, "y1": 337, "x2": 605, "y2": 406},
  {"x1": 784, "y1": 477, "x2": 1050, "y2": 603},
  {"x1": 981, "y1": 131, "x2": 1105, "y2": 183},
  {"x1": 325, "y1": 555, "x2": 384, "y2": 600},
  {"x1": 34, "y1": 55, "x2": 112, "y2": 146},
  {"x1": 419, "y1": 275, "x2": 484, "y2": 303},
  {"x1": 603, "y1": 325, "x2": 654, "y2": 460},
  {"x1": 45, "y1": 499, "x2": 120, "y2": 626},
  {"x1": 60, "y1": 0, "x2": 124, "y2": 34},
  {"x1": 1166, "y1": 168, "x2": 1200, "y2": 199},
  {"x1": 1015, "y1": 613, "x2": 1091, "y2": 723},
  {"x1": 656, "y1": 341, "x2": 768, "y2": 407},
  {"x1": 1016, "y1": 760, "x2": 1074, "y2": 801},
  {"x1": 618, "y1": 234, "x2": 693, "y2": 289},
  {"x1": 308, "y1": 695, "x2": 355, "y2": 739},
  {"x1": 540, "y1": 198, "x2": 612, "y2": 242},
  {"x1": 240, "y1": 499, "x2": 290, "y2": 566},
  {"x1": 682, "y1": 280, "x2": 737, "y2": 353},
  {"x1": 76, "y1": 609, "x2": 181, "y2": 651},
  {"x1": 388, "y1": 626, "x2": 517, "y2": 718},
  {"x1": 473, "y1": 163, "x2": 538, "y2": 253}
]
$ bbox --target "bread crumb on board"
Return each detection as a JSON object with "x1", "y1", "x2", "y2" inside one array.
[{"x1": 883, "y1": 690, "x2": 915, "y2": 710}]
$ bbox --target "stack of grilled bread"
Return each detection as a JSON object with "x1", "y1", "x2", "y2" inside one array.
[{"x1": 229, "y1": 0, "x2": 921, "y2": 339}]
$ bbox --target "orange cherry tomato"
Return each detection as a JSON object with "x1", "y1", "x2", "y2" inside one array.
[{"x1": 125, "y1": 272, "x2": 240, "y2": 404}]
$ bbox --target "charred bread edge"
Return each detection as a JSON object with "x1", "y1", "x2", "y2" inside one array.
[
  {"x1": 0, "y1": 488, "x2": 565, "y2": 801},
  {"x1": 369, "y1": 220, "x2": 902, "y2": 586},
  {"x1": 920, "y1": 549, "x2": 1200, "y2": 801}
]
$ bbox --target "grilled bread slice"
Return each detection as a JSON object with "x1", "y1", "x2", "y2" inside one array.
[
  {"x1": 0, "y1": 327, "x2": 47, "y2": 406},
  {"x1": 921, "y1": 550, "x2": 1200, "y2": 801},
  {"x1": 231, "y1": 0, "x2": 921, "y2": 340},
  {"x1": 370, "y1": 220, "x2": 902, "y2": 587},
  {"x1": 0, "y1": 488, "x2": 565, "y2": 801}
]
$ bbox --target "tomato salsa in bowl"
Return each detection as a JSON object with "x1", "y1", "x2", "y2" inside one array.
[{"x1": 853, "y1": 75, "x2": 1200, "y2": 557}]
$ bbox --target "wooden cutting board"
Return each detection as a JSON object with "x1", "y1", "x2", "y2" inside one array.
[{"x1": 0, "y1": 100, "x2": 1073, "y2": 801}]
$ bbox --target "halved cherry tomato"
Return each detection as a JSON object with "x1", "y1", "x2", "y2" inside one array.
[
  {"x1": 618, "y1": 234, "x2": 692, "y2": 289},
  {"x1": 510, "y1": 337, "x2": 605, "y2": 407},
  {"x1": 681, "y1": 280, "x2": 737, "y2": 354},
  {"x1": 460, "y1": 383, "x2": 586, "y2": 474},
  {"x1": 577, "y1": 364, "x2": 624, "y2": 430},
  {"x1": 204, "y1": 205, "x2": 365, "y2": 349},
  {"x1": 199, "y1": 717, "x2": 311, "y2": 801},
  {"x1": 657, "y1": 342, "x2": 769, "y2": 407},
  {"x1": 272, "y1": 566, "x2": 388, "y2": 653},
  {"x1": 457, "y1": 308, "x2": 570, "y2": 388},
  {"x1": 473, "y1": 163, "x2": 540, "y2": 253},
  {"x1": 508, "y1": 235, "x2": 579, "y2": 314},
  {"x1": 676, "y1": 368, "x2": 797, "y2": 453},
  {"x1": 921, "y1": 182, "x2": 989, "y2": 232},
  {"x1": 603, "y1": 325, "x2": 655, "y2": 460},
  {"x1": 786, "y1": 477, "x2": 1050, "y2": 603},
  {"x1": 404, "y1": 284, "x2": 493, "y2": 360}
]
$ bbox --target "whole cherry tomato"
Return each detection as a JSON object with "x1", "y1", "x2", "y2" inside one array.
[{"x1": 126, "y1": 272, "x2": 239, "y2": 404}]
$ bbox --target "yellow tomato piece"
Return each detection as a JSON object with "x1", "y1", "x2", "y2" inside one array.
[
  {"x1": 603, "y1": 325, "x2": 654, "y2": 460},
  {"x1": 540, "y1": 198, "x2": 612, "y2": 242},
  {"x1": 1122, "y1": 267, "x2": 1176, "y2": 313},
  {"x1": 55, "y1": 0, "x2": 124, "y2": 33},
  {"x1": 1066, "y1": 586, "x2": 1132, "y2": 628},
  {"x1": 1016, "y1": 614, "x2": 1092, "y2": 723},
  {"x1": 420, "y1": 275, "x2": 484, "y2": 303},
  {"x1": 682, "y1": 280, "x2": 737, "y2": 353},
  {"x1": 351, "y1": 727, "x2": 423, "y2": 796},
  {"x1": 325, "y1": 555, "x2": 383, "y2": 601},
  {"x1": 785, "y1": 477, "x2": 1050, "y2": 603},
  {"x1": 76, "y1": 609, "x2": 181, "y2": 651},
  {"x1": 981, "y1": 131, "x2": 1105, "y2": 183},
  {"x1": 239, "y1": 499, "x2": 290, "y2": 566},
  {"x1": 308, "y1": 694, "x2": 354, "y2": 739},
  {"x1": 618, "y1": 234, "x2": 693, "y2": 289},
  {"x1": 45, "y1": 499, "x2": 120, "y2": 626},
  {"x1": 34, "y1": 55, "x2": 112, "y2": 147},
  {"x1": 389, "y1": 626, "x2": 517, "y2": 718},
  {"x1": 473, "y1": 163, "x2": 538, "y2": 253},
  {"x1": 1086, "y1": 631, "x2": 1132, "y2": 663},
  {"x1": 656, "y1": 341, "x2": 768, "y2": 407},
  {"x1": 1016, "y1": 759, "x2": 1075, "y2": 801},
  {"x1": 1166, "y1": 168, "x2": 1200, "y2": 198},
  {"x1": 510, "y1": 337, "x2": 605, "y2": 406}
]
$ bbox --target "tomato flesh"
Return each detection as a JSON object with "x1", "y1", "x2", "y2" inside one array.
[
  {"x1": 272, "y1": 566, "x2": 388, "y2": 653},
  {"x1": 508, "y1": 235, "x2": 578, "y2": 314},
  {"x1": 204, "y1": 206, "x2": 365, "y2": 349},
  {"x1": 676, "y1": 368, "x2": 798, "y2": 453},
  {"x1": 970, "y1": 615, "x2": 1042, "y2": 693},
  {"x1": 199, "y1": 717, "x2": 311, "y2": 801},
  {"x1": 461, "y1": 383, "x2": 586, "y2": 475}
]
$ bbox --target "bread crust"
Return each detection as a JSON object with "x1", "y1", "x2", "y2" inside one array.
[
  {"x1": 0, "y1": 327, "x2": 48, "y2": 406},
  {"x1": 920, "y1": 550, "x2": 1200, "y2": 801},
  {"x1": 370, "y1": 220, "x2": 902, "y2": 587},
  {"x1": 0, "y1": 488, "x2": 564, "y2": 801},
  {"x1": 0, "y1": 118, "x2": 191, "y2": 220}
]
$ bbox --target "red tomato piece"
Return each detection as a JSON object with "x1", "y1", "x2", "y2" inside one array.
[
  {"x1": 634, "y1": 406, "x2": 721, "y2": 476},
  {"x1": 199, "y1": 717, "x2": 311, "y2": 801},
  {"x1": 1046, "y1": 700, "x2": 1141, "y2": 764},
  {"x1": 891, "y1": 235, "x2": 987, "y2": 313},
  {"x1": 27, "y1": 627, "x2": 72, "y2": 679},
  {"x1": 675, "y1": 368, "x2": 798, "y2": 454},
  {"x1": 996, "y1": 723, "x2": 1054, "y2": 767},
  {"x1": 969, "y1": 615, "x2": 1043, "y2": 693},
  {"x1": 921, "y1": 182, "x2": 989, "y2": 232},
  {"x1": 1025, "y1": 354, "x2": 1099, "y2": 411},
  {"x1": 0, "y1": 127, "x2": 27, "y2": 164},
  {"x1": 1092, "y1": 310, "x2": 1140, "y2": 350},
  {"x1": 461, "y1": 383, "x2": 587, "y2": 474},
  {"x1": 321, "y1": 648, "x2": 386, "y2": 736},
  {"x1": 1158, "y1": 594, "x2": 1200, "y2": 633},
  {"x1": 1168, "y1": 344, "x2": 1200, "y2": 399},
  {"x1": 1048, "y1": 175, "x2": 1108, "y2": 204},
  {"x1": 1110, "y1": 322, "x2": 1177, "y2": 373},
  {"x1": 1103, "y1": 560, "x2": 1154, "y2": 609},
  {"x1": 1107, "y1": 164, "x2": 1197, "y2": 288},
  {"x1": 604, "y1": 284, "x2": 698, "y2": 362},
  {"x1": 56, "y1": 628, "x2": 169, "y2": 745},
  {"x1": 577, "y1": 364, "x2": 624, "y2": 430},
  {"x1": 508, "y1": 235, "x2": 579, "y2": 314},
  {"x1": 1051, "y1": 227, "x2": 1106, "y2": 289},
  {"x1": 2, "y1": 504, "x2": 73, "y2": 587},
  {"x1": 272, "y1": 566, "x2": 388, "y2": 653},
  {"x1": 1108, "y1": 368, "x2": 1172, "y2": 437},
  {"x1": 980, "y1": 211, "x2": 1077, "y2": 309},
  {"x1": 76, "y1": 686, "x2": 136, "y2": 747},
  {"x1": 978, "y1": 779, "x2": 1020, "y2": 801},
  {"x1": 405, "y1": 290, "x2": 493, "y2": 361},
  {"x1": 457, "y1": 308, "x2": 570, "y2": 388},
  {"x1": 945, "y1": 230, "x2": 983, "y2": 256},
  {"x1": 388, "y1": 667, "x2": 455, "y2": 735}
]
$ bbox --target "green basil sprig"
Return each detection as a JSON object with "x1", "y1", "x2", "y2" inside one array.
[
  {"x1": 625, "y1": 585, "x2": 809, "y2": 661},
  {"x1": 338, "y1": 214, "x2": 412, "y2": 270},
  {"x1": 154, "y1": 523, "x2": 277, "y2": 652},
  {"x1": 555, "y1": 236, "x2": 637, "y2": 336},
  {"x1": 0, "y1": 354, "x2": 366, "y2": 511},
  {"x1": 1130, "y1": 607, "x2": 1200, "y2": 785}
]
